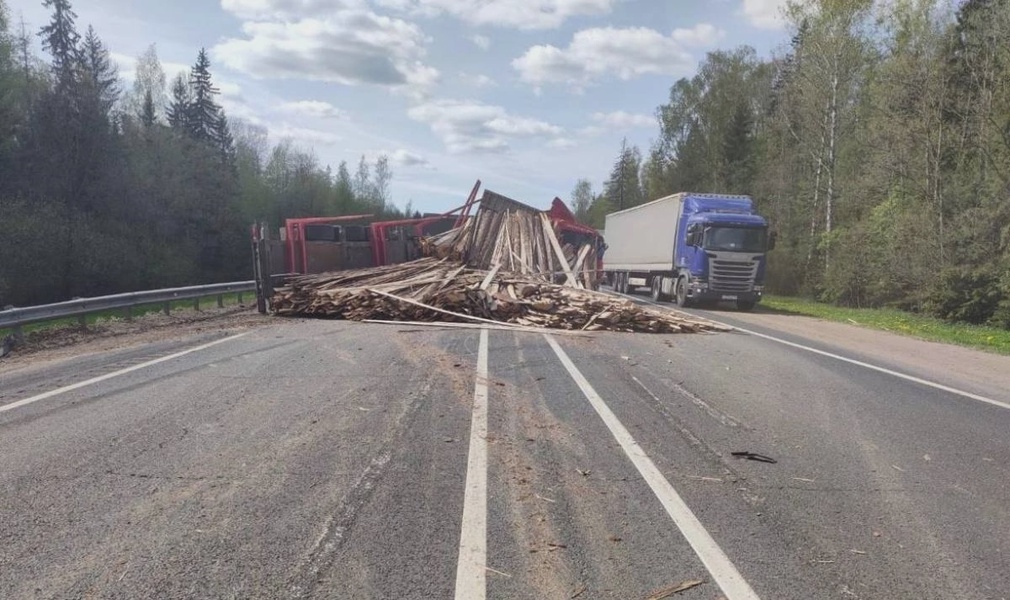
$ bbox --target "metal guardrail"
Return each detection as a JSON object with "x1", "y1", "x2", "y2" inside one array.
[{"x1": 0, "y1": 280, "x2": 258, "y2": 334}]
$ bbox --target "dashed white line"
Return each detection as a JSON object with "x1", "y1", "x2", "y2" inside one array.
[
  {"x1": 620, "y1": 293, "x2": 1010, "y2": 413},
  {"x1": 544, "y1": 334, "x2": 761, "y2": 600},
  {"x1": 0, "y1": 332, "x2": 250, "y2": 414},
  {"x1": 454, "y1": 328, "x2": 489, "y2": 600}
]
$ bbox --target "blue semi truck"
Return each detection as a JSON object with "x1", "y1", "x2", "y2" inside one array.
[{"x1": 602, "y1": 192, "x2": 775, "y2": 311}]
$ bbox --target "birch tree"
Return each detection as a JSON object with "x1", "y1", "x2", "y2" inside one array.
[{"x1": 782, "y1": 0, "x2": 873, "y2": 269}]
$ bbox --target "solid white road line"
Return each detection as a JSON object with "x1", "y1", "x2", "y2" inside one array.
[
  {"x1": 454, "y1": 328, "x2": 489, "y2": 600},
  {"x1": 725, "y1": 323, "x2": 1010, "y2": 412},
  {"x1": 621, "y1": 293, "x2": 1010, "y2": 413},
  {"x1": 544, "y1": 334, "x2": 761, "y2": 600},
  {"x1": 0, "y1": 332, "x2": 250, "y2": 414}
]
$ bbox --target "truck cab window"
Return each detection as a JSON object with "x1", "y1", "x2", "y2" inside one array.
[{"x1": 703, "y1": 227, "x2": 767, "y2": 253}]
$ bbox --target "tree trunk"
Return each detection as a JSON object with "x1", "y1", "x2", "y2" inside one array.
[{"x1": 824, "y1": 59, "x2": 840, "y2": 270}]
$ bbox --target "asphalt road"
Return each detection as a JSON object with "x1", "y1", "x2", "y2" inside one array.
[{"x1": 1, "y1": 301, "x2": 1009, "y2": 599}]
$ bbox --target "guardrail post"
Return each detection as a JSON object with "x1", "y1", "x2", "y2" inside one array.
[
  {"x1": 217, "y1": 294, "x2": 224, "y2": 308},
  {"x1": 252, "y1": 223, "x2": 274, "y2": 315},
  {"x1": 237, "y1": 292, "x2": 244, "y2": 305},
  {"x1": 193, "y1": 297, "x2": 200, "y2": 311},
  {"x1": 13, "y1": 325, "x2": 24, "y2": 344},
  {"x1": 163, "y1": 302, "x2": 171, "y2": 316},
  {"x1": 78, "y1": 314, "x2": 86, "y2": 328}
]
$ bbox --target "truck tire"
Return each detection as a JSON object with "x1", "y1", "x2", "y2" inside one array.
[
  {"x1": 736, "y1": 300, "x2": 756, "y2": 312},
  {"x1": 675, "y1": 275, "x2": 692, "y2": 308},
  {"x1": 650, "y1": 276, "x2": 668, "y2": 302}
]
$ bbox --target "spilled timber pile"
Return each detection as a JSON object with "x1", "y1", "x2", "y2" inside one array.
[
  {"x1": 271, "y1": 258, "x2": 728, "y2": 334},
  {"x1": 420, "y1": 190, "x2": 600, "y2": 290}
]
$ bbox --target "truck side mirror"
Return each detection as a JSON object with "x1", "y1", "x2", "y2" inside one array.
[
  {"x1": 686, "y1": 225, "x2": 701, "y2": 247},
  {"x1": 768, "y1": 231, "x2": 777, "y2": 251}
]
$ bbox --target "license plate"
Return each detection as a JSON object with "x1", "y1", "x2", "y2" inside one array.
[{"x1": 722, "y1": 295, "x2": 738, "y2": 300}]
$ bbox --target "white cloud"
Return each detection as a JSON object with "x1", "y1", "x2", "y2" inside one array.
[
  {"x1": 387, "y1": 148, "x2": 432, "y2": 168},
  {"x1": 270, "y1": 123, "x2": 342, "y2": 146},
  {"x1": 217, "y1": 81, "x2": 244, "y2": 99},
  {"x1": 513, "y1": 26, "x2": 708, "y2": 88},
  {"x1": 111, "y1": 52, "x2": 190, "y2": 84},
  {"x1": 212, "y1": 10, "x2": 439, "y2": 92},
  {"x1": 739, "y1": 0, "x2": 788, "y2": 29},
  {"x1": 548, "y1": 138, "x2": 578, "y2": 148},
  {"x1": 470, "y1": 34, "x2": 491, "y2": 50},
  {"x1": 220, "y1": 0, "x2": 368, "y2": 20},
  {"x1": 376, "y1": 0, "x2": 616, "y2": 30},
  {"x1": 592, "y1": 110, "x2": 654, "y2": 128},
  {"x1": 408, "y1": 99, "x2": 563, "y2": 153},
  {"x1": 278, "y1": 99, "x2": 346, "y2": 119},
  {"x1": 459, "y1": 72, "x2": 496, "y2": 88},
  {"x1": 672, "y1": 23, "x2": 725, "y2": 46}
]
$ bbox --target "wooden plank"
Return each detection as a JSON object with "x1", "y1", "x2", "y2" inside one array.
[
  {"x1": 540, "y1": 212, "x2": 579, "y2": 288},
  {"x1": 363, "y1": 319, "x2": 589, "y2": 336},
  {"x1": 479, "y1": 264, "x2": 502, "y2": 290}
]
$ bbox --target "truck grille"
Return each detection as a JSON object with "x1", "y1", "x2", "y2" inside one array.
[{"x1": 710, "y1": 259, "x2": 758, "y2": 292}]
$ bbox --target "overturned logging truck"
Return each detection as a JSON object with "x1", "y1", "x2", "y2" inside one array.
[{"x1": 252, "y1": 183, "x2": 727, "y2": 334}]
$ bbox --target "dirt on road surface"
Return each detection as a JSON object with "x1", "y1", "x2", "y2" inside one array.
[{"x1": 0, "y1": 305, "x2": 273, "y2": 374}]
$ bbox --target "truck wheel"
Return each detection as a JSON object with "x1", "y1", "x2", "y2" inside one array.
[
  {"x1": 736, "y1": 300, "x2": 756, "y2": 312},
  {"x1": 675, "y1": 276, "x2": 692, "y2": 308},
  {"x1": 651, "y1": 277, "x2": 668, "y2": 302}
]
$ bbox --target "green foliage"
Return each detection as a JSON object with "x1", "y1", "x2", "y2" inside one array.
[
  {"x1": 923, "y1": 267, "x2": 1003, "y2": 325},
  {"x1": 585, "y1": 194, "x2": 614, "y2": 229},
  {"x1": 0, "y1": 0, "x2": 407, "y2": 308},
  {"x1": 570, "y1": 178, "x2": 593, "y2": 223},
  {"x1": 603, "y1": 139, "x2": 643, "y2": 210},
  {"x1": 579, "y1": 0, "x2": 1010, "y2": 329},
  {"x1": 762, "y1": 294, "x2": 1010, "y2": 354}
]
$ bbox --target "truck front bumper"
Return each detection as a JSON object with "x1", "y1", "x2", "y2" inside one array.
[{"x1": 687, "y1": 283, "x2": 763, "y2": 304}]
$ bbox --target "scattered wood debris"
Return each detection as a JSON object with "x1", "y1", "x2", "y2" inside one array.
[
  {"x1": 270, "y1": 189, "x2": 729, "y2": 334},
  {"x1": 271, "y1": 258, "x2": 728, "y2": 334},
  {"x1": 420, "y1": 190, "x2": 600, "y2": 290},
  {"x1": 645, "y1": 579, "x2": 705, "y2": 599}
]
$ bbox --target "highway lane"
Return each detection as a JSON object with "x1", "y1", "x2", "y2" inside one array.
[{"x1": 1, "y1": 311, "x2": 1009, "y2": 599}]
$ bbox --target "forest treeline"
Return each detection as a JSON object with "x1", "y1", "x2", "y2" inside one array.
[
  {"x1": 576, "y1": 0, "x2": 1010, "y2": 327},
  {"x1": 0, "y1": 0, "x2": 412, "y2": 307}
]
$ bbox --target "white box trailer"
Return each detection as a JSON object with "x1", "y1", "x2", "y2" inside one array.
[{"x1": 603, "y1": 192, "x2": 773, "y2": 310}]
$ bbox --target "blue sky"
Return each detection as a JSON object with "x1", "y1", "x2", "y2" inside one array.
[{"x1": 11, "y1": 0, "x2": 791, "y2": 214}]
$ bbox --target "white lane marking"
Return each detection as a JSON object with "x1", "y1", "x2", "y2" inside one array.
[
  {"x1": 619, "y1": 292, "x2": 1010, "y2": 413},
  {"x1": 544, "y1": 334, "x2": 761, "y2": 600},
  {"x1": 0, "y1": 333, "x2": 250, "y2": 414},
  {"x1": 454, "y1": 328, "x2": 489, "y2": 600}
]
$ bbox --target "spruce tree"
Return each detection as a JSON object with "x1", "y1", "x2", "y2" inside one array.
[
  {"x1": 214, "y1": 111, "x2": 235, "y2": 162},
  {"x1": 38, "y1": 0, "x2": 79, "y2": 87},
  {"x1": 80, "y1": 25, "x2": 118, "y2": 112},
  {"x1": 166, "y1": 72, "x2": 191, "y2": 131},
  {"x1": 186, "y1": 48, "x2": 221, "y2": 143}
]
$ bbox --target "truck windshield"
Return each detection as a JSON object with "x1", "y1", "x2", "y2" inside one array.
[{"x1": 703, "y1": 227, "x2": 767, "y2": 253}]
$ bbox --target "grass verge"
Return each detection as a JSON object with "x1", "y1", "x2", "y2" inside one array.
[
  {"x1": 759, "y1": 295, "x2": 1010, "y2": 355},
  {"x1": 1, "y1": 292, "x2": 252, "y2": 339}
]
